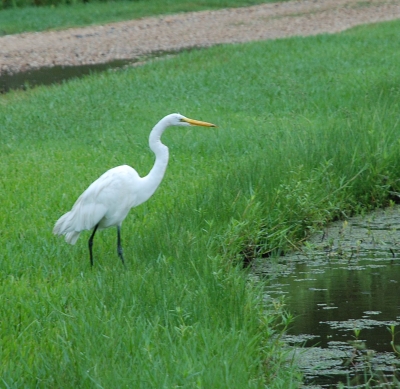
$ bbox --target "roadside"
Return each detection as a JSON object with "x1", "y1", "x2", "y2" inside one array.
[{"x1": 1, "y1": 0, "x2": 400, "y2": 75}]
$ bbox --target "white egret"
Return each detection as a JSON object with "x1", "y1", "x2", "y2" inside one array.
[{"x1": 53, "y1": 113, "x2": 217, "y2": 266}]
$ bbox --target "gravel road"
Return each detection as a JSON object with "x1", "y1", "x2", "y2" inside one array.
[{"x1": 1, "y1": 0, "x2": 400, "y2": 75}]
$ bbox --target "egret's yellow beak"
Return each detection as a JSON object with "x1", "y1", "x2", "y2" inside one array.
[{"x1": 181, "y1": 118, "x2": 217, "y2": 127}]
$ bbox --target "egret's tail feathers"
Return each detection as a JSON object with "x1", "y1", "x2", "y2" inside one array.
[
  {"x1": 65, "y1": 231, "x2": 81, "y2": 245},
  {"x1": 53, "y1": 203, "x2": 107, "y2": 245},
  {"x1": 53, "y1": 211, "x2": 70, "y2": 234},
  {"x1": 54, "y1": 211, "x2": 85, "y2": 245},
  {"x1": 53, "y1": 211, "x2": 80, "y2": 245}
]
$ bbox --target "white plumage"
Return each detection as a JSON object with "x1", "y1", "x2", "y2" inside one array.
[{"x1": 53, "y1": 113, "x2": 216, "y2": 266}]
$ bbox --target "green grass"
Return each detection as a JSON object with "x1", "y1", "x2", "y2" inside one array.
[
  {"x1": 1, "y1": 18, "x2": 400, "y2": 388},
  {"x1": 0, "y1": 0, "x2": 284, "y2": 35}
]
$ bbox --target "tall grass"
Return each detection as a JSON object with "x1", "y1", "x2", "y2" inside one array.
[
  {"x1": 0, "y1": 19, "x2": 400, "y2": 387},
  {"x1": 0, "y1": 0, "x2": 283, "y2": 35}
]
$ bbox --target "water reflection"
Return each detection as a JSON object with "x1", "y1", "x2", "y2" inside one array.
[{"x1": 256, "y1": 206, "x2": 400, "y2": 387}]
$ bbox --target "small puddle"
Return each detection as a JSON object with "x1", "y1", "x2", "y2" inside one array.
[
  {"x1": 0, "y1": 49, "x2": 181, "y2": 93},
  {"x1": 255, "y1": 206, "x2": 400, "y2": 388},
  {"x1": 0, "y1": 59, "x2": 136, "y2": 94}
]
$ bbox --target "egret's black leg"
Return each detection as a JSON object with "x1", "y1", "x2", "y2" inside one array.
[
  {"x1": 117, "y1": 226, "x2": 125, "y2": 266},
  {"x1": 88, "y1": 223, "x2": 99, "y2": 267}
]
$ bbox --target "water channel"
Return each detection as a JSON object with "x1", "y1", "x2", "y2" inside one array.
[
  {"x1": 0, "y1": 50, "x2": 178, "y2": 94},
  {"x1": 0, "y1": 59, "x2": 135, "y2": 93},
  {"x1": 256, "y1": 206, "x2": 400, "y2": 388}
]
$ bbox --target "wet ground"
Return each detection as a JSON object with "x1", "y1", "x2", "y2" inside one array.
[
  {"x1": 255, "y1": 206, "x2": 400, "y2": 388},
  {"x1": 0, "y1": 50, "x2": 180, "y2": 94},
  {"x1": 0, "y1": 59, "x2": 135, "y2": 94}
]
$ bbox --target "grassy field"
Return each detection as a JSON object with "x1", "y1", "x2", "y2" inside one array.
[
  {"x1": 0, "y1": 0, "x2": 284, "y2": 35},
  {"x1": 1, "y1": 16, "x2": 400, "y2": 388}
]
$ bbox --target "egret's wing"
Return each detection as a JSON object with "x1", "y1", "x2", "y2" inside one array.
[
  {"x1": 53, "y1": 200, "x2": 108, "y2": 237},
  {"x1": 53, "y1": 170, "x2": 117, "y2": 236},
  {"x1": 53, "y1": 166, "x2": 140, "y2": 242}
]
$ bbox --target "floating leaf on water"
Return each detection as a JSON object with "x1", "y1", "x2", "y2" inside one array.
[
  {"x1": 327, "y1": 340, "x2": 353, "y2": 351},
  {"x1": 289, "y1": 346, "x2": 349, "y2": 373},
  {"x1": 339, "y1": 265, "x2": 367, "y2": 271},
  {"x1": 294, "y1": 278, "x2": 317, "y2": 282},
  {"x1": 322, "y1": 319, "x2": 400, "y2": 331},
  {"x1": 363, "y1": 311, "x2": 381, "y2": 316},
  {"x1": 283, "y1": 334, "x2": 319, "y2": 345}
]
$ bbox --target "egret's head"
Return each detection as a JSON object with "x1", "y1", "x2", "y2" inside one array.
[{"x1": 167, "y1": 113, "x2": 217, "y2": 128}]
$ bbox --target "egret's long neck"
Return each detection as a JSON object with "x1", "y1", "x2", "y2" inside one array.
[{"x1": 143, "y1": 119, "x2": 170, "y2": 195}]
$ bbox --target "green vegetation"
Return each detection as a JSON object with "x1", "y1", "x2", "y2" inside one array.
[
  {"x1": 1, "y1": 16, "x2": 400, "y2": 388},
  {"x1": 0, "y1": 0, "x2": 283, "y2": 35}
]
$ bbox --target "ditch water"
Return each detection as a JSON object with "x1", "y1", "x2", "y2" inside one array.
[
  {"x1": 0, "y1": 59, "x2": 135, "y2": 94},
  {"x1": 255, "y1": 206, "x2": 400, "y2": 388},
  {"x1": 0, "y1": 50, "x2": 180, "y2": 94}
]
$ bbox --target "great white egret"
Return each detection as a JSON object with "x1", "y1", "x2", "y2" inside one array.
[{"x1": 53, "y1": 113, "x2": 217, "y2": 266}]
